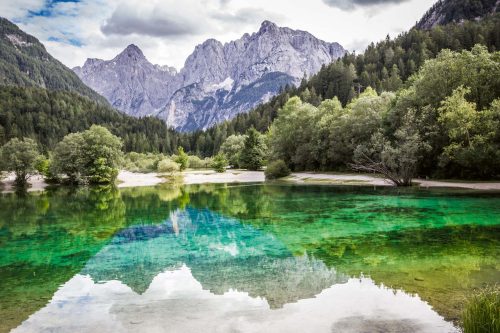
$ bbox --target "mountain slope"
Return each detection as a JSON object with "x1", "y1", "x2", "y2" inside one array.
[
  {"x1": 417, "y1": 0, "x2": 499, "y2": 29},
  {"x1": 75, "y1": 21, "x2": 345, "y2": 131},
  {"x1": 73, "y1": 44, "x2": 177, "y2": 117},
  {"x1": 0, "y1": 17, "x2": 108, "y2": 104},
  {"x1": 0, "y1": 86, "x2": 181, "y2": 153}
]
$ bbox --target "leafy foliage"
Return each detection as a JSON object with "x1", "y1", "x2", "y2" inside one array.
[
  {"x1": 264, "y1": 160, "x2": 291, "y2": 180},
  {"x1": 352, "y1": 112, "x2": 429, "y2": 186},
  {"x1": 157, "y1": 159, "x2": 180, "y2": 174},
  {"x1": 0, "y1": 137, "x2": 40, "y2": 185},
  {"x1": 174, "y1": 147, "x2": 189, "y2": 171},
  {"x1": 267, "y1": 46, "x2": 500, "y2": 181},
  {"x1": 220, "y1": 134, "x2": 246, "y2": 168},
  {"x1": 211, "y1": 153, "x2": 228, "y2": 173},
  {"x1": 51, "y1": 125, "x2": 122, "y2": 184}
]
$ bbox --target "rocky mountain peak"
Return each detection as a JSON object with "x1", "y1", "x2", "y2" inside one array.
[
  {"x1": 114, "y1": 44, "x2": 146, "y2": 62},
  {"x1": 259, "y1": 20, "x2": 279, "y2": 33}
]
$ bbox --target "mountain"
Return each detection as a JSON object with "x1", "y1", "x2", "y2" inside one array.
[
  {"x1": 74, "y1": 21, "x2": 345, "y2": 131},
  {"x1": 416, "y1": 0, "x2": 499, "y2": 29},
  {"x1": 73, "y1": 44, "x2": 177, "y2": 117},
  {"x1": 0, "y1": 17, "x2": 107, "y2": 104}
]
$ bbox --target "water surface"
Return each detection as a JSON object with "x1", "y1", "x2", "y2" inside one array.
[{"x1": 1, "y1": 184, "x2": 499, "y2": 332}]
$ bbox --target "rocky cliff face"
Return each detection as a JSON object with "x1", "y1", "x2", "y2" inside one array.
[
  {"x1": 74, "y1": 21, "x2": 345, "y2": 131},
  {"x1": 73, "y1": 44, "x2": 177, "y2": 117},
  {"x1": 416, "y1": 0, "x2": 499, "y2": 30}
]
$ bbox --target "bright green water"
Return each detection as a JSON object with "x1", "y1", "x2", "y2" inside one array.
[{"x1": 0, "y1": 184, "x2": 499, "y2": 332}]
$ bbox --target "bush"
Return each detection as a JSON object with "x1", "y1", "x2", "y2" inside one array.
[
  {"x1": 188, "y1": 155, "x2": 212, "y2": 169},
  {"x1": 157, "y1": 159, "x2": 180, "y2": 173},
  {"x1": 122, "y1": 152, "x2": 164, "y2": 172},
  {"x1": 174, "y1": 147, "x2": 189, "y2": 171},
  {"x1": 211, "y1": 153, "x2": 228, "y2": 173},
  {"x1": 265, "y1": 160, "x2": 291, "y2": 180},
  {"x1": 462, "y1": 286, "x2": 499, "y2": 333}
]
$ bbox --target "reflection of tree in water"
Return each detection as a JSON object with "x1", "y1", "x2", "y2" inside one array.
[
  {"x1": 0, "y1": 186, "x2": 127, "y2": 333},
  {"x1": 82, "y1": 207, "x2": 346, "y2": 307}
]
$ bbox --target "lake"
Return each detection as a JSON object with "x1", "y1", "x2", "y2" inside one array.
[{"x1": 1, "y1": 183, "x2": 499, "y2": 333}]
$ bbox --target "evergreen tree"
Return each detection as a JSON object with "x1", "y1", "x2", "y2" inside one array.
[{"x1": 240, "y1": 128, "x2": 267, "y2": 171}]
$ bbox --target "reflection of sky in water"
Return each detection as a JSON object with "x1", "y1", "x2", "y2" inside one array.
[
  {"x1": 12, "y1": 207, "x2": 458, "y2": 333},
  {"x1": 12, "y1": 268, "x2": 457, "y2": 333}
]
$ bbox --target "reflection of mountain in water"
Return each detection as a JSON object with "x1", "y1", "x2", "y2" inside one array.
[{"x1": 82, "y1": 207, "x2": 346, "y2": 307}]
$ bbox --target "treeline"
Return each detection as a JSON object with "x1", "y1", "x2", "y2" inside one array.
[
  {"x1": 0, "y1": 86, "x2": 183, "y2": 153},
  {"x1": 267, "y1": 46, "x2": 500, "y2": 180},
  {"x1": 182, "y1": 13, "x2": 500, "y2": 157}
]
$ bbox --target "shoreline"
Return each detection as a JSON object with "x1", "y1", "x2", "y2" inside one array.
[{"x1": 2, "y1": 170, "x2": 500, "y2": 193}]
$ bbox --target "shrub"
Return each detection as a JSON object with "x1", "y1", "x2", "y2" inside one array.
[
  {"x1": 122, "y1": 152, "x2": 163, "y2": 172},
  {"x1": 462, "y1": 286, "x2": 499, "y2": 333},
  {"x1": 211, "y1": 153, "x2": 228, "y2": 173},
  {"x1": 157, "y1": 159, "x2": 180, "y2": 173},
  {"x1": 188, "y1": 155, "x2": 212, "y2": 169},
  {"x1": 175, "y1": 147, "x2": 189, "y2": 171},
  {"x1": 265, "y1": 160, "x2": 291, "y2": 180}
]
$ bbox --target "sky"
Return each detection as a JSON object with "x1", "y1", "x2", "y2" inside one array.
[{"x1": 2, "y1": 0, "x2": 437, "y2": 70}]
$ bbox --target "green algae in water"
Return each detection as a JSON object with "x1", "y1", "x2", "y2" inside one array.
[{"x1": 0, "y1": 184, "x2": 499, "y2": 332}]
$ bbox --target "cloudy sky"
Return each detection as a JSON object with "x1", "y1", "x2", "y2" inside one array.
[{"x1": 2, "y1": 0, "x2": 436, "y2": 69}]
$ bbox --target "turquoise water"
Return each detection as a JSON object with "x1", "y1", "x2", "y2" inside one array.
[{"x1": 0, "y1": 184, "x2": 499, "y2": 332}]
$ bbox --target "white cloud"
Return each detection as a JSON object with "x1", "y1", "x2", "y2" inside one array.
[{"x1": 1, "y1": 0, "x2": 436, "y2": 70}]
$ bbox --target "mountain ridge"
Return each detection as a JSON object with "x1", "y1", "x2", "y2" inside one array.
[{"x1": 74, "y1": 21, "x2": 345, "y2": 131}]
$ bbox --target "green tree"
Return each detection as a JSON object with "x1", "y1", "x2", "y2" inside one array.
[
  {"x1": 211, "y1": 153, "x2": 228, "y2": 173},
  {"x1": 0, "y1": 138, "x2": 40, "y2": 186},
  {"x1": 220, "y1": 134, "x2": 246, "y2": 168},
  {"x1": 174, "y1": 147, "x2": 189, "y2": 171},
  {"x1": 52, "y1": 126, "x2": 123, "y2": 184},
  {"x1": 352, "y1": 111, "x2": 429, "y2": 186},
  {"x1": 437, "y1": 88, "x2": 500, "y2": 178},
  {"x1": 51, "y1": 132, "x2": 86, "y2": 183},
  {"x1": 240, "y1": 127, "x2": 267, "y2": 170},
  {"x1": 439, "y1": 86, "x2": 478, "y2": 147}
]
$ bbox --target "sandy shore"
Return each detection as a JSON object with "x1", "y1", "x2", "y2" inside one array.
[
  {"x1": 183, "y1": 170, "x2": 265, "y2": 184},
  {"x1": 0, "y1": 173, "x2": 48, "y2": 193},
  {"x1": 2, "y1": 170, "x2": 500, "y2": 192},
  {"x1": 288, "y1": 173, "x2": 392, "y2": 186},
  {"x1": 117, "y1": 170, "x2": 166, "y2": 188},
  {"x1": 415, "y1": 179, "x2": 500, "y2": 190}
]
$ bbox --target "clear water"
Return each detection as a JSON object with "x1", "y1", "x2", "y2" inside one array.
[{"x1": 0, "y1": 183, "x2": 499, "y2": 333}]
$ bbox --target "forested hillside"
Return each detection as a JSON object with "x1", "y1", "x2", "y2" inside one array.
[
  {"x1": 0, "y1": 18, "x2": 108, "y2": 104},
  {"x1": 0, "y1": 87, "x2": 180, "y2": 153},
  {"x1": 417, "y1": 0, "x2": 499, "y2": 29},
  {"x1": 182, "y1": 13, "x2": 500, "y2": 157}
]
